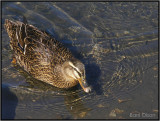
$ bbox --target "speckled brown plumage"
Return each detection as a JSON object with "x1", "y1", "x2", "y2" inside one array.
[{"x1": 4, "y1": 19, "x2": 79, "y2": 89}]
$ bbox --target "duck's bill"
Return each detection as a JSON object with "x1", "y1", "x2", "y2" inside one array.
[{"x1": 78, "y1": 77, "x2": 91, "y2": 93}]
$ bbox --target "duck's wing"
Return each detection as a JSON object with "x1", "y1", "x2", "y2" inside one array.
[{"x1": 4, "y1": 19, "x2": 73, "y2": 65}]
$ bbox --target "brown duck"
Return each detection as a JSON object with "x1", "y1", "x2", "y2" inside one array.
[{"x1": 4, "y1": 19, "x2": 91, "y2": 93}]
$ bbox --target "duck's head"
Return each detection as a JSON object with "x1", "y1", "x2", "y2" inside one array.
[{"x1": 62, "y1": 59, "x2": 91, "y2": 93}]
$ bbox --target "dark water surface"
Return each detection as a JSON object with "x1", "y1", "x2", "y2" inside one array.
[{"x1": 2, "y1": 2, "x2": 158, "y2": 119}]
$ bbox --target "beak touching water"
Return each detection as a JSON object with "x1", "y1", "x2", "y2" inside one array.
[{"x1": 78, "y1": 77, "x2": 91, "y2": 93}]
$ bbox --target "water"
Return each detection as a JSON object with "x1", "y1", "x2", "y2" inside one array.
[{"x1": 2, "y1": 2, "x2": 158, "y2": 119}]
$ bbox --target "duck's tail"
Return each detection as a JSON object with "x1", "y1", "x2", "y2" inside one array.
[
  {"x1": 5, "y1": 19, "x2": 19, "y2": 40},
  {"x1": 4, "y1": 19, "x2": 26, "y2": 51},
  {"x1": 4, "y1": 16, "x2": 28, "y2": 37}
]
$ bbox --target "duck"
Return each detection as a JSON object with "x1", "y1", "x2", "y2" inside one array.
[{"x1": 4, "y1": 18, "x2": 91, "y2": 93}]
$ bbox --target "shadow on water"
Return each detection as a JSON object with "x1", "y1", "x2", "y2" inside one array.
[
  {"x1": 2, "y1": 84, "x2": 18, "y2": 119},
  {"x1": 85, "y1": 63, "x2": 102, "y2": 95}
]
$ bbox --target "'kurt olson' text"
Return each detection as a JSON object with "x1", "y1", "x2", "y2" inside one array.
[{"x1": 130, "y1": 112, "x2": 156, "y2": 118}]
